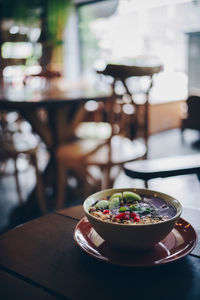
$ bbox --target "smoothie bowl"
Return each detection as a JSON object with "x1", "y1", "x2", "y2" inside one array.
[{"x1": 83, "y1": 188, "x2": 182, "y2": 250}]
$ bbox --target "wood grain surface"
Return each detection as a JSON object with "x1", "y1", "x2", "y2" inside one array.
[{"x1": 0, "y1": 206, "x2": 200, "y2": 300}]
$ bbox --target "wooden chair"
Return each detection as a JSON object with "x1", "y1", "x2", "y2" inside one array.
[
  {"x1": 55, "y1": 96, "x2": 147, "y2": 208},
  {"x1": 0, "y1": 130, "x2": 46, "y2": 214},
  {"x1": 56, "y1": 135, "x2": 146, "y2": 207},
  {"x1": 124, "y1": 153, "x2": 200, "y2": 188},
  {"x1": 97, "y1": 63, "x2": 163, "y2": 147}
]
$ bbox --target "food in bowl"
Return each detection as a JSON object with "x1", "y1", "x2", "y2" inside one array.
[
  {"x1": 89, "y1": 191, "x2": 176, "y2": 225},
  {"x1": 84, "y1": 188, "x2": 182, "y2": 250}
]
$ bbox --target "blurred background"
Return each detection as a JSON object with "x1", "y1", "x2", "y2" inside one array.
[{"x1": 0, "y1": 0, "x2": 200, "y2": 233}]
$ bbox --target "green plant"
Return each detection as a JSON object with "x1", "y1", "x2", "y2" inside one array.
[
  {"x1": 0, "y1": 0, "x2": 73, "y2": 70},
  {"x1": 0, "y1": 0, "x2": 73, "y2": 46}
]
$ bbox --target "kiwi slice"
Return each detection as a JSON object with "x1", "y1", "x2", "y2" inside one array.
[
  {"x1": 109, "y1": 197, "x2": 120, "y2": 210},
  {"x1": 109, "y1": 192, "x2": 123, "y2": 205},
  {"x1": 95, "y1": 200, "x2": 109, "y2": 210},
  {"x1": 123, "y1": 191, "x2": 141, "y2": 203}
]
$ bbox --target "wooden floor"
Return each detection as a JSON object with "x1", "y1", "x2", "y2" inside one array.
[{"x1": 0, "y1": 128, "x2": 199, "y2": 233}]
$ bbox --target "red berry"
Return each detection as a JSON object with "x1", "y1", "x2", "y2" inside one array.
[
  {"x1": 103, "y1": 209, "x2": 109, "y2": 214},
  {"x1": 131, "y1": 212, "x2": 137, "y2": 218},
  {"x1": 134, "y1": 216, "x2": 140, "y2": 222},
  {"x1": 115, "y1": 213, "x2": 125, "y2": 220}
]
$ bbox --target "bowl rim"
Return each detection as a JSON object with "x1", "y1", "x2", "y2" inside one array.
[{"x1": 83, "y1": 188, "x2": 182, "y2": 227}]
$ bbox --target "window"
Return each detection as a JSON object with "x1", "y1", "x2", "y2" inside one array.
[{"x1": 78, "y1": 0, "x2": 200, "y2": 102}]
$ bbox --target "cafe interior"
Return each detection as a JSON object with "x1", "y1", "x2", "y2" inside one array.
[{"x1": 0, "y1": 0, "x2": 200, "y2": 298}]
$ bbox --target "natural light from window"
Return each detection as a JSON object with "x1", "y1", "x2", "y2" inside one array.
[{"x1": 79, "y1": 0, "x2": 200, "y2": 103}]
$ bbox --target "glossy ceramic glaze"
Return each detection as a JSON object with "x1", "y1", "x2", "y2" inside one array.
[
  {"x1": 83, "y1": 188, "x2": 182, "y2": 250},
  {"x1": 74, "y1": 217, "x2": 197, "y2": 267}
]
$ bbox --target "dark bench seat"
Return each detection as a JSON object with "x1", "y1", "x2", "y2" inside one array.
[{"x1": 124, "y1": 153, "x2": 200, "y2": 187}]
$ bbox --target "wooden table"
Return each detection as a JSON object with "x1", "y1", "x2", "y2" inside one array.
[
  {"x1": 0, "y1": 205, "x2": 200, "y2": 300},
  {"x1": 0, "y1": 80, "x2": 111, "y2": 198},
  {"x1": 0, "y1": 80, "x2": 111, "y2": 150}
]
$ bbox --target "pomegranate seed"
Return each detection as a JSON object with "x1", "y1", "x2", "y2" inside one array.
[
  {"x1": 115, "y1": 213, "x2": 125, "y2": 220},
  {"x1": 103, "y1": 209, "x2": 109, "y2": 214},
  {"x1": 134, "y1": 216, "x2": 140, "y2": 222},
  {"x1": 131, "y1": 212, "x2": 137, "y2": 218}
]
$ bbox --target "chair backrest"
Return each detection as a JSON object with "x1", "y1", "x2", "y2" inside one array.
[
  {"x1": 98, "y1": 64, "x2": 162, "y2": 80},
  {"x1": 97, "y1": 64, "x2": 163, "y2": 144}
]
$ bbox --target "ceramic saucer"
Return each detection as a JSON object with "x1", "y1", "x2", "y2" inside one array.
[{"x1": 74, "y1": 217, "x2": 197, "y2": 267}]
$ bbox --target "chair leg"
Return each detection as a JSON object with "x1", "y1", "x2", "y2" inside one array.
[
  {"x1": 31, "y1": 153, "x2": 47, "y2": 215},
  {"x1": 56, "y1": 162, "x2": 67, "y2": 210},
  {"x1": 81, "y1": 167, "x2": 92, "y2": 198},
  {"x1": 14, "y1": 159, "x2": 23, "y2": 203},
  {"x1": 101, "y1": 166, "x2": 113, "y2": 189},
  {"x1": 144, "y1": 180, "x2": 148, "y2": 188}
]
